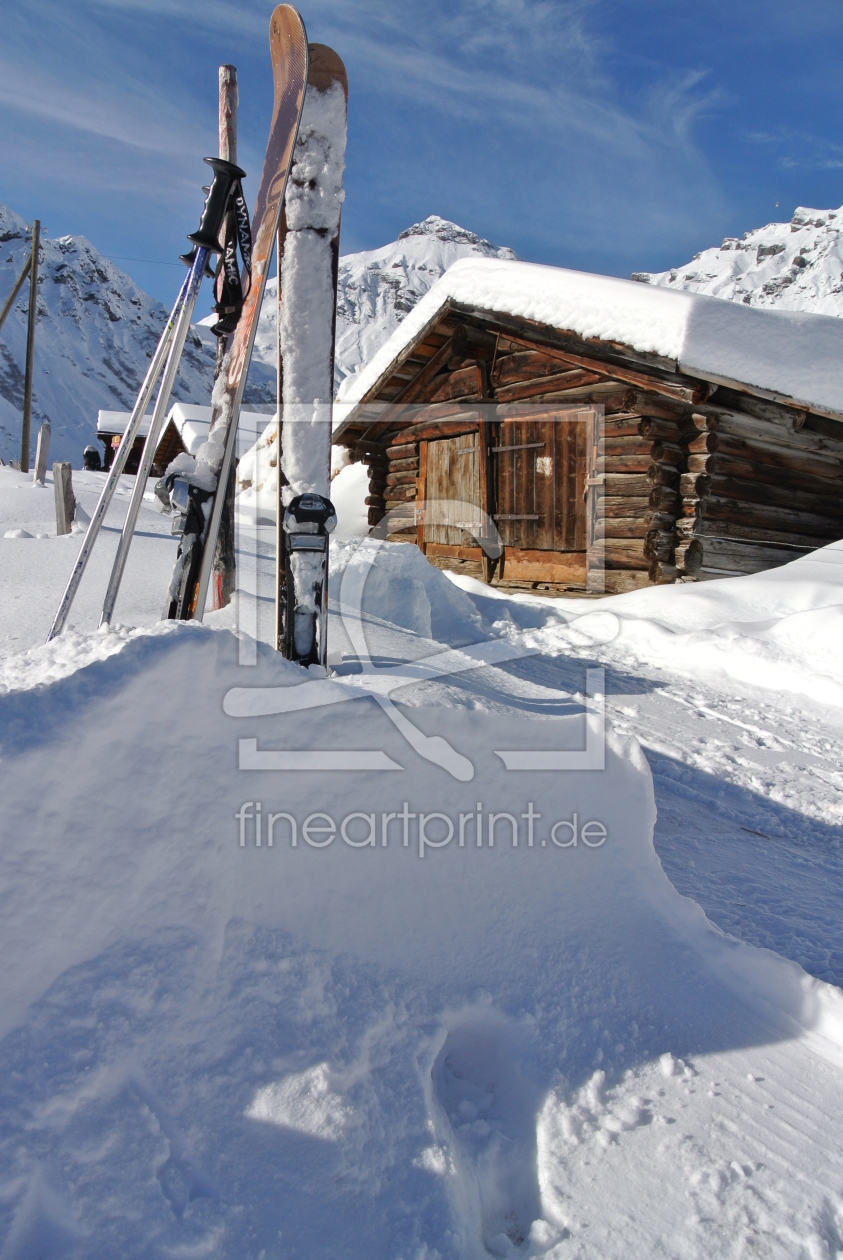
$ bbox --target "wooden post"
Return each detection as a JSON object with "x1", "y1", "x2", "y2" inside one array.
[
  {"x1": 33, "y1": 421, "x2": 50, "y2": 485},
  {"x1": 20, "y1": 219, "x2": 40, "y2": 473},
  {"x1": 211, "y1": 65, "x2": 238, "y2": 610},
  {"x1": 53, "y1": 461, "x2": 75, "y2": 535},
  {"x1": 0, "y1": 252, "x2": 32, "y2": 334}
]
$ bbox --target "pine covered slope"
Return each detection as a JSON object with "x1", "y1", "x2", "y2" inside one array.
[
  {"x1": 634, "y1": 204, "x2": 843, "y2": 315},
  {"x1": 249, "y1": 215, "x2": 518, "y2": 396}
]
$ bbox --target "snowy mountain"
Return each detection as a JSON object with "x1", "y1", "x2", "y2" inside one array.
[
  {"x1": 250, "y1": 215, "x2": 518, "y2": 396},
  {"x1": 0, "y1": 205, "x2": 274, "y2": 468},
  {"x1": 633, "y1": 203, "x2": 843, "y2": 315}
]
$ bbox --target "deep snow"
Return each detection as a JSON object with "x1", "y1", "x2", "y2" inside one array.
[{"x1": 1, "y1": 463, "x2": 843, "y2": 1257}]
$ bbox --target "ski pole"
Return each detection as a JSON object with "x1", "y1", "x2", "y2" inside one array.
[
  {"x1": 46, "y1": 272, "x2": 190, "y2": 641},
  {"x1": 97, "y1": 155, "x2": 248, "y2": 627},
  {"x1": 98, "y1": 250, "x2": 209, "y2": 627}
]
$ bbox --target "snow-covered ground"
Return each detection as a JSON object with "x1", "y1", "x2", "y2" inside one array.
[{"x1": 1, "y1": 463, "x2": 843, "y2": 1257}]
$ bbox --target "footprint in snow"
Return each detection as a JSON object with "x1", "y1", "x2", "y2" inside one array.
[{"x1": 429, "y1": 1012, "x2": 542, "y2": 1257}]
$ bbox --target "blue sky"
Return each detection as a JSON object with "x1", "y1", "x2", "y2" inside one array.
[{"x1": 1, "y1": 0, "x2": 841, "y2": 311}]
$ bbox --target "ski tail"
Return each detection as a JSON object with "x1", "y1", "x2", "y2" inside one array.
[{"x1": 166, "y1": 5, "x2": 309, "y2": 623}]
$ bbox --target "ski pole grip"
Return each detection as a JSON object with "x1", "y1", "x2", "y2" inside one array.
[{"x1": 187, "y1": 156, "x2": 247, "y2": 253}]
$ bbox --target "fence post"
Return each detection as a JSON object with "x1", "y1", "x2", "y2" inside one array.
[
  {"x1": 53, "y1": 461, "x2": 75, "y2": 535},
  {"x1": 211, "y1": 64, "x2": 238, "y2": 610},
  {"x1": 21, "y1": 219, "x2": 40, "y2": 473},
  {"x1": 33, "y1": 421, "x2": 51, "y2": 485}
]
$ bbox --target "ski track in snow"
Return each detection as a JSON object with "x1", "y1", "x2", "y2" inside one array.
[{"x1": 2, "y1": 465, "x2": 843, "y2": 1256}]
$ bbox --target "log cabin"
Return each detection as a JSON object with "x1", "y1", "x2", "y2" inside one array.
[{"x1": 332, "y1": 259, "x2": 843, "y2": 594}]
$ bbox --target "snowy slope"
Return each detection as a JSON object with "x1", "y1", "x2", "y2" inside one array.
[
  {"x1": 2, "y1": 469, "x2": 843, "y2": 1255},
  {"x1": 250, "y1": 215, "x2": 517, "y2": 397},
  {"x1": 634, "y1": 204, "x2": 843, "y2": 316},
  {"x1": 0, "y1": 206, "x2": 274, "y2": 469}
]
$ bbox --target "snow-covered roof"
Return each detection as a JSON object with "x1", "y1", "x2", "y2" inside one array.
[
  {"x1": 98, "y1": 404, "x2": 275, "y2": 457},
  {"x1": 335, "y1": 257, "x2": 843, "y2": 422}
]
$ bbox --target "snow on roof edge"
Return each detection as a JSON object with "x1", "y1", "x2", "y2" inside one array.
[{"x1": 334, "y1": 257, "x2": 843, "y2": 425}]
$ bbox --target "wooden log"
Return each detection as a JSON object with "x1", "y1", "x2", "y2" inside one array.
[
  {"x1": 595, "y1": 518, "x2": 649, "y2": 539},
  {"x1": 603, "y1": 454, "x2": 653, "y2": 474},
  {"x1": 600, "y1": 570, "x2": 651, "y2": 594},
  {"x1": 675, "y1": 540, "x2": 700, "y2": 572},
  {"x1": 647, "y1": 464, "x2": 680, "y2": 487},
  {"x1": 679, "y1": 472, "x2": 843, "y2": 518},
  {"x1": 713, "y1": 388, "x2": 808, "y2": 432},
  {"x1": 499, "y1": 548, "x2": 586, "y2": 585},
  {"x1": 382, "y1": 415, "x2": 481, "y2": 447},
  {"x1": 687, "y1": 431, "x2": 843, "y2": 479},
  {"x1": 693, "y1": 538, "x2": 811, "y2": 570},
  {"x1": 649, "y1": 441, "x2": 685, "y2": 467},
  {"x1": 53, "y1": 461, "x2": 75, "y2": 535},
  {"x1": 492, "y1": 349, "x2": 575, "y2": 387},
  {"x1": 685, "y1": 495, "x2": 843, "y2": 538},
  {"x1": 386, "y1": 456, "x2": 419, "y2": 473},
  {"x1": 385, "y1": 444, "x2": 417, "y2": 461},
  {"x1": 384, "y1": 486, "x2": 417, "y2": 504},
  {"x1": 495, "y1": 369, "x2": 600, "y2": 403},
  {"x1": 451, "y1": 323, "x2": 498, "y2": 359},
  {"x1": 597, "y1": 473, "x2": 652, "y2": 496},
  {"x1": 675, "y1": 516, "x2": 834, "y2": 550},
  {"x1": 649, "y1": 561, "x2": 678, "y2": 584},
  {"x1": 599, "y1": 413, "x2": 645, "y2": 437},
  {"x1": 648, "y1": 485, "x2": 680, "y2": 510},
  {"x1": 643, "y1": 510, "x2": 677, "y2": 530},
  {"x1": 603, "y1": 539, "x2": 649, "y2": 569},
  {"x1": 644, "y1": 530, "x2": 675, "y2": 562},
  {"x1": 599, "y1": 496, "x2": 651, "y2": 518},
  {"x1": 598, "y1": 434, "x2": 650, "y2": 456},
  {"x1": 368, "y1": 506, "x2": 384, "y2": 526},
  {"x1": 423, "y1": 363, "x2": 483, "y2": 404},
  {"x1": 637, "y1": 416, "x2": 685, "y2": 442},
  {"x1": 686, "y1": 450, "x2": 843, "y2": 497},
  {"x1": 500, "y1": 332, "x2": 704, "y2": 403},
  {"x1": 385, "y1": 470, "x2": 417, "y2": 487},
  {"x1": 691, "y1": 408, "x2": 843, "y2": 459},
  {"x1": 20, "y1": 219, "x2": 40, "y2": 472},
  {"x1": 496, "y1": 382, "x2": 632, "y2": 415}
]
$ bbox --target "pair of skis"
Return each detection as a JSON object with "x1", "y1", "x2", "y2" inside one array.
[{"x1": 48, "y1": 8, "x2": 347, "y2": 670}]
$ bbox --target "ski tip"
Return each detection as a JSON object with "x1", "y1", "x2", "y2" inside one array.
[
  {"x1": 269, "y1": 5, "x2": 308, "y2": 50},
  {"x1": 307, "y1": 44, "x2": 348, "y2": 97}
]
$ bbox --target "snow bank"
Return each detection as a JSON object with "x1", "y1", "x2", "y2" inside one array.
[
  {"x1": 4, "y1": 465, "x2": 843, "y2": 1256},
  {"x1": 3, "y1": 612, "x2": 843, "y2": 1256},
  {"x1": 337, "y1": 256, "x2": 843, "y2": 421}
]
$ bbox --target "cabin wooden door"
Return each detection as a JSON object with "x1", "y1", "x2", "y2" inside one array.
[
  {"x1": 422, "y1": 432, "x2": 483, "y2": 546},
  {"x1": 493, "y1": 411, "x2": 589, "y2": 551}
]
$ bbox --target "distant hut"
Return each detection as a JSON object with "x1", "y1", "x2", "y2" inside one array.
[
  {"x1": 96, "y1": 403, "x2": 275, "y2": 478},
  {"x1": 333, "y1": 259, "x2": 843, "y2": 594}
]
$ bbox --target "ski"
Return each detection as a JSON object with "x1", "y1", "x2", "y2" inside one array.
[
  {"x1": 275, "y1": 44, "x2": 348, "y2": 667},
  {"x1": 165, "y1": 4, "x2": 308, "y2": 622}
]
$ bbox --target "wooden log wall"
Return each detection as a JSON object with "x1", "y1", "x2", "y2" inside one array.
[
  {"x1": 343, "y1": 320, "x2": 843, "y2": 588},
  {"x1": 675, "y1": 390, "x2": 843, "y2": 579}
]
